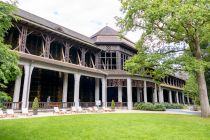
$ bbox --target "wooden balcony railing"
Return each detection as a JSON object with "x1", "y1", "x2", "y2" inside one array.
[{"x1": 2, "y1": 102, "x2": 128, "y2": 110}]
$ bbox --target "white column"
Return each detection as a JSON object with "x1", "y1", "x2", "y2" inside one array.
[
  {"x1": 176, "y1": 91, "x2": 179, "y2": 104},
  {"x1": 62, "y1": 73, "x2": 68, "y2": 107},
  {"x1": 12, "y1": 75, "x2": 22, "y2": 109},
  {"x1": 169, "y1": 90, "x2": 172, "y2": 104},
  {"x1": 118, "y1": 86, "x2": 122, "y2": 102},
  {"x1": 74, "y1": 73, "x2": 81, "y2": 107},
  {"x1": 95, "y1": 78, "x2": 100, "y2": 102},
  {"x1": 140, "y1": 89, "x2": 143, "y2": 102},
  {"x1": 137, "y1": 88, "x2": 140, "y2": 102},
  {"x1": 143, "y1": 80, "x2": 147, "y2": 103},
  {"x1": 187, "y1": 95, "x2": 190, "y2": 104},
  {"x1": 22, "y1": 64, "x2": 33, "y2": 109},
  {"x1": 153, "y1": 84, "x2": 158, "y2": 103},
  {"x1": 102, "y1": 78, "x2": 107, "y2": 107},
  {"x1": 13, "y1": 75, "x2": 22, "y2": 102},
  {"x1": 127, "y1": 77, "x2": 133, "y2": 110},
  {"x1": 158, "y1": 86, "x2": 164, "y2": 103},
  {"x1": 182, "y1": 93, "x2": 185, "y2": 104}
]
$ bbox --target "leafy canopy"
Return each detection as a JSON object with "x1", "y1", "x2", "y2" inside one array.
[
  {"x1": 0, "y1": 1, "x2": 21, "y2": 102},
  {"x1": 117, "y1": 0, "x2": 210, "y2": 81}
]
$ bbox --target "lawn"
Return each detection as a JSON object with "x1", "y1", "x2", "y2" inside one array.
[{"x1": 0, "y1": 113, "x2": 210, "y2": 140}]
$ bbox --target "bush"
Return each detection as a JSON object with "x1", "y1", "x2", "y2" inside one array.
[
  {"x1": 111, "y1": 100, "x2": 115, "y2": 109},
  {"x1": 154, "y1": 104, "x2": 166, "y2": 111},
  {"x1": 141, "y1": 103, "x2": 155, "y2": 110},
  {"x1": 134, "y1": 103, "x2": 166, "y2": 111},
  {"x1": 163, "y1": 103, "x2": 184, "y2": 109},
  {"x1": 0, "y1": 92, "x2": 12, "y2": 110},
  {"x1": 134, "y1": 102, "x2": 184, "y2": 111},
  {"x1": 32, "y1": 97, "x2": 39, "y2": 115},
  {"x1": 134, "y1": 102, "x2": 141, "y2": 109}
]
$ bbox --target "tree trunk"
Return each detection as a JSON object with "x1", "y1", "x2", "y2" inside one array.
[
  {"x1": 196, "y1": 71, "x2": 210, "y2": 117},
  {"x1": 194, "y1": 33, "x2": 210, "y2": 117}
]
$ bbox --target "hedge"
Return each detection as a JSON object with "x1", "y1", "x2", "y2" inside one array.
[
  {"x1": 134, "y1": 103, "x2": 166, "y2": 111},
  {"x1": 134, "y1": 102, "x2": 185, "y2": 111}
]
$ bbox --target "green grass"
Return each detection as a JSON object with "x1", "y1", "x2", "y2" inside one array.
[{"x1": 0, "y1": 114, "x2": 210, "y2": 140}]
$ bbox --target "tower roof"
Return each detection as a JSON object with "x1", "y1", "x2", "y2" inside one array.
[
  {"x1": 91, "y1": 26, "x2": 118, "y2": 37},
  {"x1": 91, "y1": 26, "x2": 136, "y2": 51}
]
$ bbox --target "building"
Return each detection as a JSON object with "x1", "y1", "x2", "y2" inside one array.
[{"x1": 4, "y1": 9, "x2": 192, "y2": 110}]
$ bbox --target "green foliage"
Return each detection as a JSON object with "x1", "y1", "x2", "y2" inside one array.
[
  {"x1": 183, "y1": 73, "x2": 199, "y2": 104},
  {"x1": 117, "y1": 0, "x2": 209, "y2": 47},
  {"x1": 134, "y1": 102, "x2": 184, "y2": 111},
  {"x1": 154, "y1": 104, "x2": 166, "y2": 111},
  {"x1": 0, "y1": 91, "x2": 11, "y2": 108},
  {"x1": 162, "y1": 103, "x2": 184, "y2": 109},
  {"x1": 0, "y1": 1, "x2": 21, "y2": 93},
  {"x1": 117, "y1": 1, "x2": 210, "y2": 115},
  {"x1": 32, "y1": 97, "x2": 39, "y2": 112},
  {"x1": 111, "y1": 100, "x2": 115, "y2": 109},
  {"x1": 0, "y1": 1, "x2": 16, "y2": 41},
  {"x1": 134, "y1": 103, "x2": 166, "y2": 111}
]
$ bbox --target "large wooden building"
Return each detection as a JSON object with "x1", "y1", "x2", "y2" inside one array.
[{"x1": 4, "y1": 9, "x2": 192, "y2": 110}]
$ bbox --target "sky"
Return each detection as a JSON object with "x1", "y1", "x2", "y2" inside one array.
[{"x1": 11, "y1": 0, "x2": 142, "y2": 42}]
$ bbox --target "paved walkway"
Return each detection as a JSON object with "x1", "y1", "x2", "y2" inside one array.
[{"x1": 0, "y1": 109, "x2": 201, "y2": 120}]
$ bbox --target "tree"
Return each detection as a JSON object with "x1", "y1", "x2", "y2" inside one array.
[
  {"x1": 0, "y1": 1, "x2": 21, "y2": 103},
  {"x1": 117, "y1": 0, "x2": 210, "y2": 117},
  {"x1": 183, "y1": 73, "x2": 199, "y2": 105},
  {"x1": 32, "y1": 97, "x2": 39, "y2": 115},
  {"x1": 111, "y1": 100, "x2": 115, "y2": 110}
]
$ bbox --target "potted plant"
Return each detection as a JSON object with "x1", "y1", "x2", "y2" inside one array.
[
  {"x1": 111, "y1": 100, "x2": 115, "y2": 110},
  {"x1": 32, "y1": 97, "x2": 39, "y2": 115}
]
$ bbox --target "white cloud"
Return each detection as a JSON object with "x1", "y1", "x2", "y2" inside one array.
[{"x1": 15, "y1": 0, "x2": 141, "y2": 42}]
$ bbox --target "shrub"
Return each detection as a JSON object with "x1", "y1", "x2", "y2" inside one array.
[
  {"x1": 154, "y1": 104, "x2": 166, "y2": 111},
  {"x1": 163, "y1": 103, "x2": 184, "y2": 109},
  {"x1": 32, "y1": 97, "x2": 39, "y2": 115},
  {"x1": 134, "y1": 102, "x2": 184, "y2": 111},
  {"x1": 0, "y1": 92, "x2": 12, "y2": 109},
  {"x1": 134, "y1": 102, "x2": 170, "y2": 111},
  {"x1": 134, "y1": 103, "x2": 166, "y2": 111},
  {"x1": 134, "y1": 102, "x2": 139, "y2": 109},
  {"x1": 111, "y1": 100, "x2": 115, "y2": 109},
  {"x1": 141, "y1": 103, "x2": 155, "y2": 110}
]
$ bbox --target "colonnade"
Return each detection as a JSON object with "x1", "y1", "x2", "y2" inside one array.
[
  {"x1": 116, "y1": 78, "x2": 191, "y2": 110},
  {"x1": 12, "y1": 65, "x2": 190, "y2": 110},
  {"x1": 12, "y1": 64, "x2": 107, "y2": 110}
]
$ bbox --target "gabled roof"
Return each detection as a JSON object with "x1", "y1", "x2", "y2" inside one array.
[
  {"x1": 91, "y1": 26, "x2": 118, "y2": 37},
  {"x1": 15, "y1": 8, "x2": 99, "y2": 49},
  {"x1": 91, "y1": 26, "x2": 136, "y2": 51}
]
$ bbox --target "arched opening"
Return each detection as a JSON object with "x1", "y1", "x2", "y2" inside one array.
[
  {"x1": 26, "y1": 33, "x2": 42, "y2": 55},
  {"x1": 70, "y1": 47, "x2": 81, "y2": 65},
  {"x1": 50, "y1": 41, "x2": 64, "y2": 61}
]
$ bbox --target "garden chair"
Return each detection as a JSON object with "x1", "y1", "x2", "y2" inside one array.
[
  {"x1": 71, "y1": 106, "x2": 77, "y2": 113},
  {"x1": 53, "y1": 107, "x2": 64, "y2": 114},
  {"x1": 6, "y1": 109, "x2": 15, "y2": 117},
  {"x1": 87, "y1": 107, "x2": 94, "y2": 112},
  {"x1": 60, "y1": 108, "x2": 70, "y2": 114},
  {"x1": 102, "y1": 107, "x2": 112, "y2": 112},
  {"x1": 22, "y1": 108, "x2": 32, "y2": 116},
  {"x1": 77, "y1": 106, "x2": 86, "y2": 113},
  {"x1": 93, "y1": 106, "x2": 100, "y2": 112},
  {"x1": 0, "y1": 110, "x2": 6, "y2": 118}
]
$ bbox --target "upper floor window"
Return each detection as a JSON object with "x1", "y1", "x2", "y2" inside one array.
[
  {"x1": 99, "y1": 51, "x2": 117, "y2": 70},
  {"x1": 121, "y1": 53, "x2": 129, "y2": 70}
]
